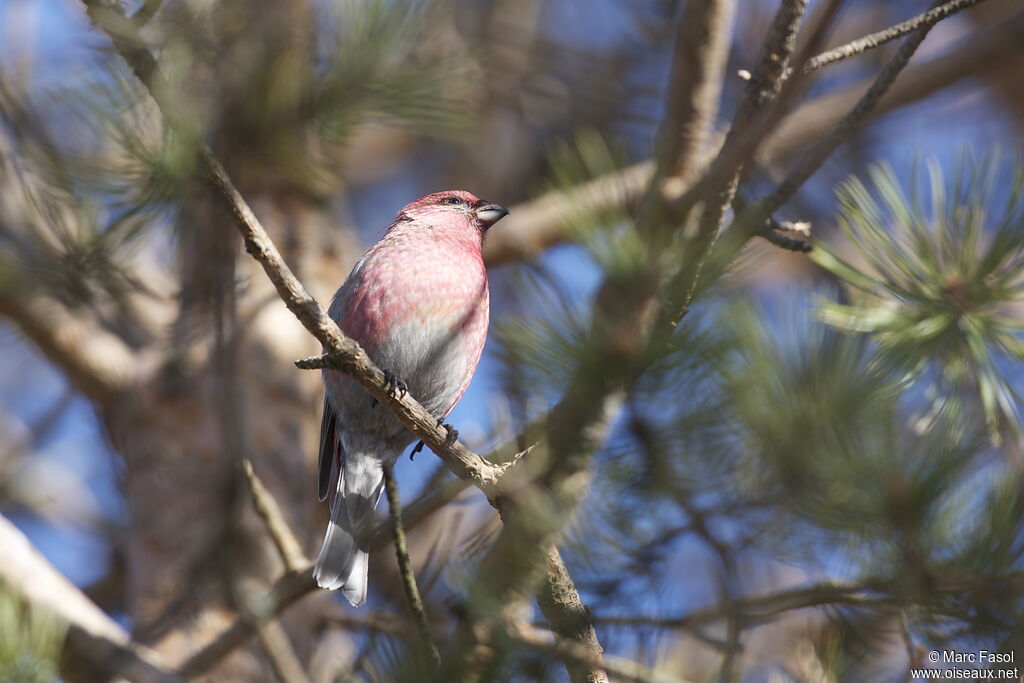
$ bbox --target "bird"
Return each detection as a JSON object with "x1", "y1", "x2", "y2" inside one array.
[{"x1": 313, "y1": 190, "x2": 508, "y2": 606}]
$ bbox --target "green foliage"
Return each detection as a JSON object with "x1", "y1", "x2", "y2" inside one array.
[
  {"x1": 315, "y1": 0, "x2": 472, "y2": 145},
  {"x1": 0, "y1": 589, "x2": 65, "y2": 683},
  {"x1": 544, "y1": 131, "x2": 649, "y2": 277},
  {"x1": 813, "y1": 156, "x2": 1024, "y2": 441}
]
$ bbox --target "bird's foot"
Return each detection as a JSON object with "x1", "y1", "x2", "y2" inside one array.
[
  {"x1": 437, "y1": 418, "x2": 459, "y2": 448},
  {"x1": 383, "y1": 369, "x2": 408, "y2": 400},
  {"x1": 409, "y1": 440, "x2": 425, "y2": 461}
]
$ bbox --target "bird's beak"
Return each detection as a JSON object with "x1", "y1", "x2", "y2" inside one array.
[{"x1": 474, "y1": 201, "x2": 509, "y2": 228}]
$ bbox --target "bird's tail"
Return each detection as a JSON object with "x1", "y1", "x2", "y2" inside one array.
[{"x1": 313, "y1": 449, "x2": 386, "y2": 607}]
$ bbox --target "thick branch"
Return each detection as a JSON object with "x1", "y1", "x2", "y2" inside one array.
[
  {"x1": 0, "y1": 514, "x2": 182, "y2": 683},
  {"x1": 536, "y1": 546, "x2": 609, "y2": 683},
  {"x1": 653, "y1": 0, "x2": 736, "y2": 184},
  {"x1": 0, "y1": 291, "x2": 136, "y2": 406}
]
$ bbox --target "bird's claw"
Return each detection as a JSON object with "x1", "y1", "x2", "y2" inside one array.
[
  {"x1": 383, "y1": 370, "x2": 408, "y2": 400},
  {"x1": 438, "y1": 419, "x2": 459, "y2": 448},
  {"x1": 409, "y1": 440, "x2": 425, "y2": 461}
]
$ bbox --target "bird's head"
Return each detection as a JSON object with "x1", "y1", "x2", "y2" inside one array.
[{"x1": 396, "y1": 190, "x2": 509, "y2": 233}]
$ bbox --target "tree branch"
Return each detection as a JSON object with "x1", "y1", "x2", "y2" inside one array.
[
  {"x1": 179, "y1": 568, "x2": 316, "y2": 678},
  {"x1": 0, "y1": 291, "x2": 136, "y2": 406},
  {"x1": 698, "y1": 0, "x2": 994, "y2": 301},
  {"x1": 762, "y1": 8, "x2": 1023, "y2": 161},
  {"x1": 243, "y1": 459, "x2": 308, "y2": 573},
  {"x1": 0, "y1": 513, "x2": 182, "y2": 683},
  {"x1": 382, "y1": 463, "x2": 441, "y2": 668},
  {"x1": 507, "y1": 622, "x2": 693, "y2": 683},
  {"x1": 479, "y1": 13, "x2": 1020, "y2": 269},
  {"x1": 759, "y1": 0, "x2": 971, "y2": 218},
  {"x1": 652, "y1": 0, "x2": 736, "y2": 185},
  {"x1": 806, "y1": 0, "x2": 986, "y2": 72},
  {"x1": 590, "y1": 574, "x2": 1024, "y2": 631},
  {"x1": 254, "y1": 619, "x2": 312, "y2": 683},
  {"x1": 536, "y1": 546, "x2": 609, "y2": 683}
]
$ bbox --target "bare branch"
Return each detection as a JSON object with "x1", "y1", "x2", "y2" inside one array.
[
  {"x1": 652, "y1": 0, "x2": 736, "y2": 184},
  {"x1": 536, "y1": 546, "x2": 609, "y2": 683},
  {"x1": 696, "y1": 0, "x2": 999, "y2": 302},
  {"x1": 0, "y1": 291, "x2": 136, "y2": 406},
  {"x1": 759, "y1": 0, "x2": 974, "y2": 219},
  {"x1": 318, "y1": 606, "x2": 411, "y2": 637},
  {"x1": 0, "y1": 513, "x2": 182, "y2": 683},
  {"x1": 590, "y1": 574, "x2": 1024, "y2": 631},
  {"x1": 507, "y1": 622, "x2": 693, "y2": 683},
  {"x1": 243, "y1": 459, "x2": 308, "y2": 573},
  {"x1": 806, "y1": 0, "x2": 986, "y2": 72},
  {"x1": 383, "y1": 463, "x2": 441, "y2": 668},
  {"x1": 762, "y1": 8, "x2": 1023, "y2": 160}
]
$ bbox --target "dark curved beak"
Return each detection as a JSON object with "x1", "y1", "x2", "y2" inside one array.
[{"x1": 474, "y1": 201, "x2": 509, "y2": 228}]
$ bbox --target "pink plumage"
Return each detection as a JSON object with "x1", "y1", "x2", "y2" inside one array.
[{"x1": 314, "y1": 190, "x2": 508, "y2": 605}]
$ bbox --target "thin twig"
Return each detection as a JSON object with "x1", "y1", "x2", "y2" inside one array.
[
  {"x1": 507, "y1": 622, "x2": 694, "y2": 683},
  {"x1": 243, "y1": 459, "x2": 309, "y2": 573},
  {"x1": 318, "y1": 607, "x2": 412, "y2": 637},
  {"x1": 382, "y1": 463, "x2": 441, "y2": 668},
  {"x1": 806, "y1": 0, "x2": 985, "y2": 72},
  {"x1": 759, "y1": 0, "x2": 982, "y2": 219},
  {"x1": 698, "y1": 0, "x2": 988, "y2": 299},
  {"x1": 668, "y1": 0, "x2": 813, "y2": 322}
]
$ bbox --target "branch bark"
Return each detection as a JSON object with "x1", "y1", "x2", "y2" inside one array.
[
  {"x1": 0, "y1": 513, "x2": 182, "y2": 683},
  {"x1": 508, "y1": 622, "x2": 694, "y2": 683},
  {"x1": 806, "y1": 0, "x2": 987, "y2": 72}
]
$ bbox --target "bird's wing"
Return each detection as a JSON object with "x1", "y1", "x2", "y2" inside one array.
[{"x1": 317, "y1": 397, "x2": 338, "y2": 502}]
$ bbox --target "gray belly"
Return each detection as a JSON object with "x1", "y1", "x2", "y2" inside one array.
[{"x1": 326, "y1": 319, "x2": 473, "y2": 449}]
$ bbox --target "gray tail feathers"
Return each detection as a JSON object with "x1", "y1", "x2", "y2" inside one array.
[{"x1": 313, "y1": 451, "x2": 385, "y2": 606}]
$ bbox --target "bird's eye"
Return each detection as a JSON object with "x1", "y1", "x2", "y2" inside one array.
[{"x1": 441, "y1": 196, "x2": 463, "y2": 206}]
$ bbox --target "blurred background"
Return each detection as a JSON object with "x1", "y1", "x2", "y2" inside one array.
[{"x1": 0, "y1": 0, "x2": 1023, "y2": 681}]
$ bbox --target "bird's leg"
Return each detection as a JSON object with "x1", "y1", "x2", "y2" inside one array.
[
  {"x1": 382, "y1": 369, "x2": 408, "y2": 400},
  {"x1": 407, "y1": 420, "x2": 457, "y2": 459}
]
